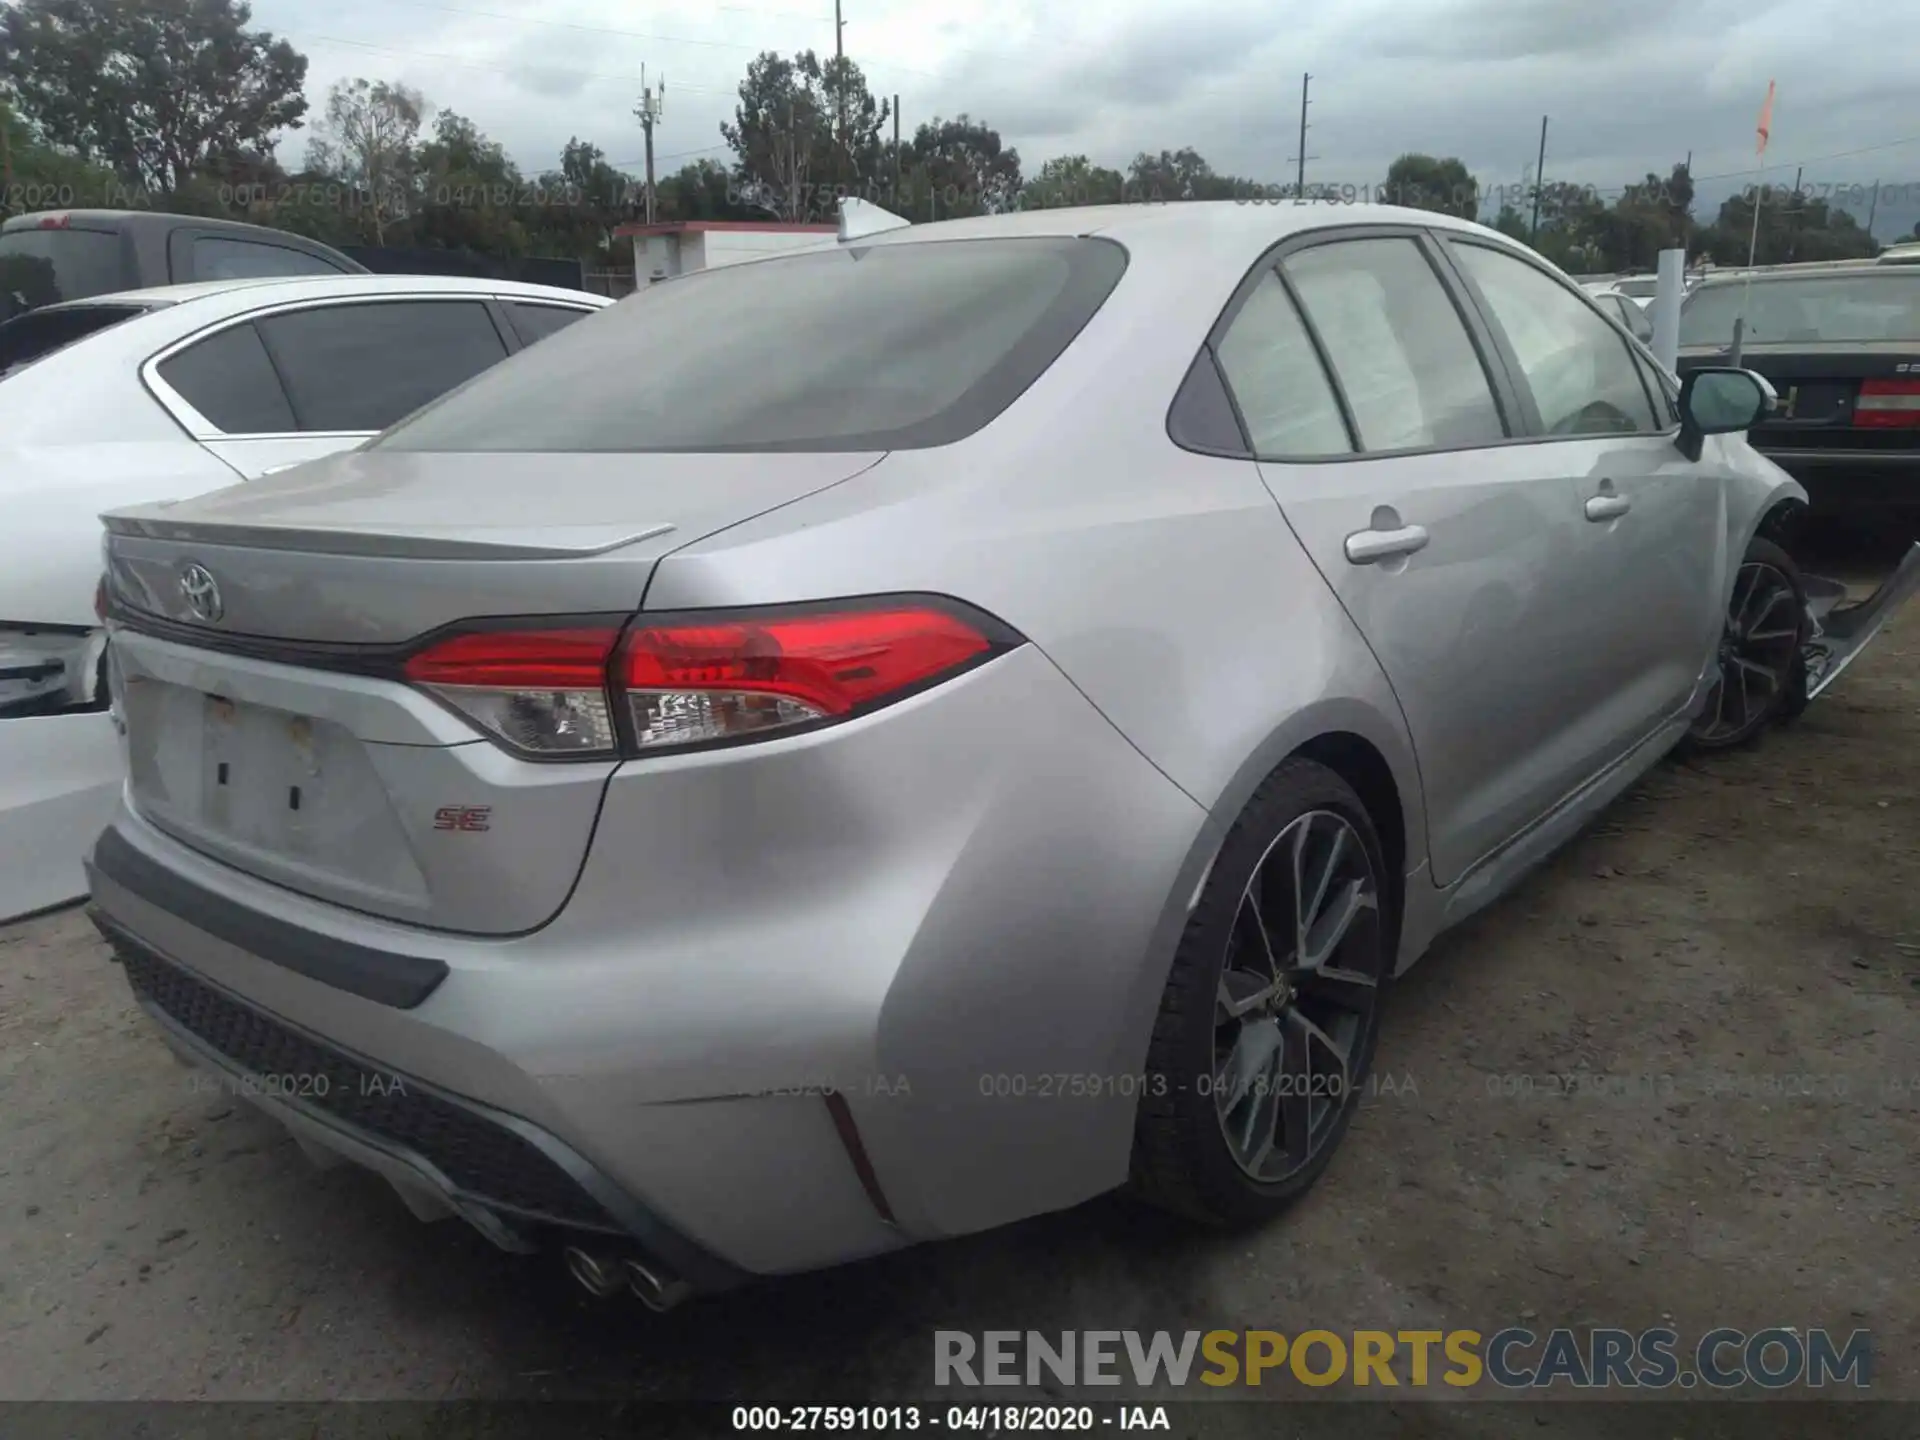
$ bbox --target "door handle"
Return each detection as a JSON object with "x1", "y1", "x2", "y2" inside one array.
[
  {"x1": 1344, "y1": 524, "x2": 1430, "y2": 565},
  {"x1": 1585, "y1": 493, "x2": 1632, "y2": 522}
]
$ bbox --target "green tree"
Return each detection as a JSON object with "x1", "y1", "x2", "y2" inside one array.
[
  {"x1": 305, "y1": 78, "x2": 428, "y2": 244},
  {"x1": 1126, "y1": 147, "x2": 1215, "y2": 201},
  {"x1": 1697, "y1": 188, "x2": 1878, "y2": 266},
  {"x1": 654, "y1": 157, "x2": 762, "y2": 223},
  {"x1": 0, "y1": 0, "x2": 307, "y2": 194},
  {"x1": 1490, "y1": 203, "x2": 1530, "y2": 241},
  {"x1": 721, "y1": 49, "x2": 891, "y2": 221},
  {"x1": 1381, "y1": 153, "x2": 1477, "y2": 218},
  {"x1": 908, "y1": 115, "x2": 1020, "y2": 216},
  {"x1": 1595, "y1": 162, "x2": 1695, "y2": 270},
  {"x1": 0, "y1": 95, "x2": 125, "y2": 214},
  {"x1": 1021, "y1": 154, "x2": 1126, "y2": 209},
  {"x1": 413, "y1": 110, "x2": 528, "y2": 255},
  {"x1": 1523, "y1": 180, "x2": 1610, "y2": 269}
]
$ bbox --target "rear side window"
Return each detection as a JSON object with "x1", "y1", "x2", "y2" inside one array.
[
  {"x1": 1281, "y1": 237, "x2": 1507, "y2": 452},
  {"x1": 505, "y1": 301, "x2": 594, "y2": 345},
  {"x1": 0, "y1": 227, "x2": 125, "y2": 313},
  {"x1": 192, "y1": 235, "x2": 350, "y2": 281},
  {"x1": 155, "y1": 323, "x2": 297, "y2": 433},
  {"x1": 375, "y1": 237, "x2": 1129, "y2": 453},
  {"x1": 255, "y1": 300, "x2": 510, "y2": 432},
  {"x1": 0, "y1": 303, "x2": 147, "y2": 378},
  {"x1": 1214, "y1": 269, "x2": 1352, "y2": 457}
]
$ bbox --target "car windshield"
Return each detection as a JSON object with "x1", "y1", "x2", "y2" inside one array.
[
  {"x1": 373, "y1": 236, "x2": 1129, "y2": 453},
  {"x1": 1680, "y1": 272, "x2": 1920, "y2": 347},
  {"x1": 0, "y1": 227, "x2": 124, "y2": 320}
]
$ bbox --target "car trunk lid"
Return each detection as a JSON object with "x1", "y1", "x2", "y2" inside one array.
[{"x1": 103, "y1": 448, "x2": 883, "y2": 934}]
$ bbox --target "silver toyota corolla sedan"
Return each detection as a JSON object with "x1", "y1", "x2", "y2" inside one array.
[{"x1": 84, "y1": 201, "x2": 1920, "y2": 1309}]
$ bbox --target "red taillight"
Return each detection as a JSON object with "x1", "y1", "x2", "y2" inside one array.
[
  {"x1": 1856, "y1": 378, "x2": 1920, "y2": 429},
  {"x1": 403, "y1": 626, "x2": 622, "y2": 758},
  {"x1": 619, "y1": 605, "x2": 997, "y2": 751},
  {"x1": 37, "y1": 213, "x2": 71, "y2": 230},
  {"x1": 399, "y1": 602, "x2": 1010, "y2": 759},
  {"x1": 403, "y1": 627, "x2": 622, "y2": 688},
  {"x1": 94, "y1": 577, "x2": 109, "y2": 623}
]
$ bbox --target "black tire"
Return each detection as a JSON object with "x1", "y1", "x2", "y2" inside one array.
[
  {"x1": 1129, "y1": 758, "x2": 1395, "y2": 1227},
  {"x1": 1679, "y1": 535, "x2": 1808, "y2": 754}
]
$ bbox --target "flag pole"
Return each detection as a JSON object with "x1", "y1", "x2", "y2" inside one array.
[
  {"x1": 1732, "y1": 178, "x2": 1763, "y2": 363},
  {"x1": 1731, "y1": 80, "x2": 1775, "y2": 367}
]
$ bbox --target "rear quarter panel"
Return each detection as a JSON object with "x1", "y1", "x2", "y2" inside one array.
[{"x1": 642, "y1": 220, "x2": 1428, "y2": 872}]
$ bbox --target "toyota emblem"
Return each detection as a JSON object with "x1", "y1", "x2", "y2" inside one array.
[{"x1": 179, "y1": 562, "x2": 224, "y2": 623}]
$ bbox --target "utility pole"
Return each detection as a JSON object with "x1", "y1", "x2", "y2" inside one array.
[
  {"x1": 892, "y1": 96, "x2": 901, "y2": 205},
  {"x1": 1529, "y1": 115, "x2": 1549, "y2": 238},
  {"x1": 1287, "y1": 73, "x2": 1314, "y2": 196},
  {"x1": 1867, "y1": 178, "x2": 1881, "y2": 238},
  {"x1": 834, "y1": 0, "x2": 847, "y2": 188},
  {"x1": 636, "y1": 67, "x2": 665, "y2": 226}
]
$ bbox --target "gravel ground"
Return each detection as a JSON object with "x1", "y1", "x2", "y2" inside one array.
[{"x1": 1, "y1": 535, "x2": 1915, "y2": 1429}]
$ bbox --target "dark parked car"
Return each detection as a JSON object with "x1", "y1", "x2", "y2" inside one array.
[
  {"x1": 0, "y1": 210, "x2": 363, "y2": 321},
  {"x1": 1676, "y1": 263, "x2": 1920, "y2": 521}
]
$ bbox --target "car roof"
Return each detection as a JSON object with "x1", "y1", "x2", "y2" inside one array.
[
  {"x1": 38, "y1": 272, "x2": 611, "y2": 313},
  {"x1": 1693, "y1": 261, "x2": 1910, "y2": 288},
  {"x1": 852, "y1": 199, "x2": 1498, "y2": 247},
  {"x1": 2, "y1": 208, "x2": 326, "y2": 240}
]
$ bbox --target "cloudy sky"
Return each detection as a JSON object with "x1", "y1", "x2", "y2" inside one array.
[{"x1": 252, "y1": 0, "x2": 1920, "y2": 234}]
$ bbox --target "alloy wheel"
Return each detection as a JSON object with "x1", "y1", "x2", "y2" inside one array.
[
  {"x1": 1692, "y1": 560, "x2": 1802, "y2": 744},
  {"x1": 1212, "y1": 809, "x2": 1386, "y2": 1182}
]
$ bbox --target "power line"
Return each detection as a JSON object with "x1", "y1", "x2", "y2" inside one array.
[
  {"x1": 610, "y1": 142, "x2": 732, "y2": 169},
  {"x1": 1687, "y1": 132, "x2": 1920, "y2": 184}
]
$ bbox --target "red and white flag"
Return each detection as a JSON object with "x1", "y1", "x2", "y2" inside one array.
[{"x1": 1756, "y1": 80, "x2": 1776, "y2": 155}]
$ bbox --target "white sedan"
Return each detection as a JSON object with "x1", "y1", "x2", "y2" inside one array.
[{"x1": 0, "y1": 273, "x2": 612, "y2": 919}]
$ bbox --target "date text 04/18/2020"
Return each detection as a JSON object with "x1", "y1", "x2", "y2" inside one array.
[{"x1": 730, "y1": 1405, "x2": 1171, "y2": 1431}]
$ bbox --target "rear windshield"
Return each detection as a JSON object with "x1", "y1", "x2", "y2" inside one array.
[
  {"x1": 1680, "y1": 272, "x2": 1920, "y2": 346},
  {"x1": 374, "y1": 237, "x2": 1128, "y2": 453},
  {"x1": 0, "y1": 302, "x2": 148, "y2": 378},
  {"x1": 1613, "y1": 277, "x2": 1658, "y2": 298},
  {"x1": 0, "y1": 228, "x2": 124, "y2": 319}
]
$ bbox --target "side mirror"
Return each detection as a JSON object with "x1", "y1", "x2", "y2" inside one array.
[{"x1": 1677, "y1": 367, "x2": 1774, "y2": 461}]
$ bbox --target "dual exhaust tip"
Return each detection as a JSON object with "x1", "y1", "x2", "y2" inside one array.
[{"x1": 563, "y1": 1244, "x2": 694, "y2": 1313}]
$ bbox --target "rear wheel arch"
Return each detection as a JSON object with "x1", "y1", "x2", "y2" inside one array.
[{"x1": 1293, "y1": 731, "x2": 1406, "y2": 923}]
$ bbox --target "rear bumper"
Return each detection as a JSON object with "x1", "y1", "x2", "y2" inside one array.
[
  {"x1": 90, "y1": 907, "x2": 748, "y2": 1292},
  {"x1": 1753, "y1": 448, "x2": 1919, "y2": 512},
  {"x1": 85, "y1": 643, "x2": 1210, "y2": 1278}
]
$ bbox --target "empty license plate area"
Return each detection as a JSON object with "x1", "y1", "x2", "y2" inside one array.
[{"x1": 122, "y1": 674, "x2": 432, "y2": 912}]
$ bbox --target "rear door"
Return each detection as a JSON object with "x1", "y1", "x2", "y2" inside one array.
[
  {"x1": 1215, "y1": 225, "x2": 1602, "y2": 886},
  {"x1": 149, "y1": 297, "x2": 515, "y2": 478},
  {"x1": 1441, "y1": 237, "x2": 1725, "y2": 747}
]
